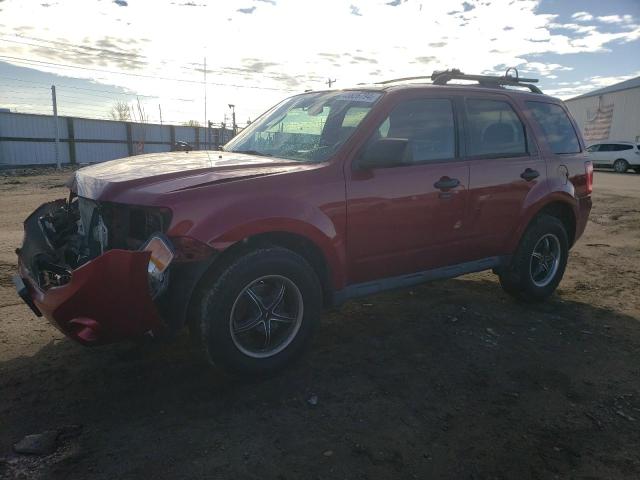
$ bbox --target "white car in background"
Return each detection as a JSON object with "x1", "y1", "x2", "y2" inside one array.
[{"x1": 586, "y1": 141, "x2": 640, "y2": 173}]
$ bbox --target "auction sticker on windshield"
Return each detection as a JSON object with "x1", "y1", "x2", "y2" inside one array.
[{"x1": 335, "y1": 92, "x2": 382, "y2": 103}]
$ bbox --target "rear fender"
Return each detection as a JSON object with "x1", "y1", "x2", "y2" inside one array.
[{"x1": 505, "y1": 190, "x2": 578, "y2": 253}]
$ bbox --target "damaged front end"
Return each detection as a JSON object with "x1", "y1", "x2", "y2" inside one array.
[{"x1": 15, "y1": 195, "x2": 189, "y2": 345}]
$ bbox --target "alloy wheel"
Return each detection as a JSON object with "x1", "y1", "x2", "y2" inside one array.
[
  {"x1": 229, "y1": 275, "x2": 304, "y2": 358},
  {"x1": 529, "y1": 233, "x2": 561, "y2": 287},
  {"x1": 614, "y1": 159, "x2": 628, "y2": 173}
]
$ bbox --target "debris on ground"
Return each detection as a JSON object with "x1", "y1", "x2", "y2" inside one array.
[{"x1": 13, "y1": 431, "x2": 58, "y2": 455}]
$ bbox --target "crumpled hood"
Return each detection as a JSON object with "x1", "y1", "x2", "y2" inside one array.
[{"x1": 70, "y1": 151, "x2": 317, "y2": 202}]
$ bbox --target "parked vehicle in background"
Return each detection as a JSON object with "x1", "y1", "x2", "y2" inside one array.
[
  {"x1": 586, "y1": 141, "x2": 640, "y2": 173},
  {"x1": 14, "y1": 69, "x2": 593, "y2": 375}
]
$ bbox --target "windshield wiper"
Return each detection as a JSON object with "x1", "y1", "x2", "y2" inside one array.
[{"x1": 231, "y1": 149, "x2": 273, "y2": 157}]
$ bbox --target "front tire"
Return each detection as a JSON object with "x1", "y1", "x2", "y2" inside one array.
[
  {"x1": 499, "y1": 215, "x2": 569, "y2": 303},
  {"x1": 613, "y1": 159, "x2": 629, "y2": 173},
  {"x1": 194, "y1": 247, "x2": 322, "y2": 375}
]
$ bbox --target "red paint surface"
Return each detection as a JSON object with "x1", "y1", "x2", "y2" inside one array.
[{"x1": 20, "y1": 250, "x2": 163, "y2": 345}]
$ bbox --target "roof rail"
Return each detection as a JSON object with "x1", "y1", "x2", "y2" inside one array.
[
  {"x1": 430, "y1": 68, "x2": 542, "y2": 94},
  {"x1": 377, "y1": 75, "x2": 435, "y2": 85}
]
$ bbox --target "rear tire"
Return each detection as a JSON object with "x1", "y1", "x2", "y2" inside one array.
[
  {"x1": 613, "y1": 159, "x2": 629, "y2": 173},
  {"x1": 499, "y1": 214, "x2": 568, "y2": 303},
  {"x1": 193, "y1": 247, "x2": 322, "y2": 375}
]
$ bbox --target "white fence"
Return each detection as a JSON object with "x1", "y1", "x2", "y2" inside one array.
[{"x1": 0, "y1": 112, "x2": 233, "y2": 167}]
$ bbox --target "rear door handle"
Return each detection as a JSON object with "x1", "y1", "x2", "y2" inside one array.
[
  {"x1": 520, "y1": 168, "x2": 540, "y2": 181},
  {"x1": 434, "y1": 177, "x2": 460, "y2": 190}
]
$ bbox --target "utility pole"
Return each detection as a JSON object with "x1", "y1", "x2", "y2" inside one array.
[
  {"x1": 326, "y1": 78, "x2": 336, "y2": 88},
  {"x1": 222, "y1": 113, "x2": 228, "y2": 146},
  {"x1": 51, "y1": 85, "x2": 61, "y2": 170},
  {"x1": 159, "y1": 104, "x2": 164, "y2": 147},
  {"x1": 228, "y1": 104, "x2": 236, "y2": 137},
  {"x1": 203, "y1": 56, "x2": 207, "y2": 133}
]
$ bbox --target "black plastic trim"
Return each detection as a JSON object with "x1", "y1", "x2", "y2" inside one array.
[
  {"x1": 332, "y1": 256, "x2": 509, "y2": 305},
  {"x1": 13, "y1": 275, "x2": 42, "y2": 317}
]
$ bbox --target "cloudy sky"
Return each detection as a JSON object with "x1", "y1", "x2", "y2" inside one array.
[{"x1": 0, "y1": 0, "x2": 639, "y2": 126}]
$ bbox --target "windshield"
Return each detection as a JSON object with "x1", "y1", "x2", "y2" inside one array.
[{"x1": 224, "y1": 90, "x2": 382, "y2": 162}]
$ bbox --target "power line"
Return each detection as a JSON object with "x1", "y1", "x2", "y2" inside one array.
[
  {"x1": 0, "y1": 38, "x2": 150, "y2": 68},
  {"x1": 0, "y1": 55, "x2": 208, "y2": 83},
  {"x1": 0, "y1": 34, "x2": 325, "y2": 82},
  {"x1": 0, "y1": 81, "x2": 198, "y2": 103},
  {"x1": 0, "y1": 37, "x2": 315, "y2": 88},
  {"x1": 4, "y1": 34, "x2": 153, "y2": 61},
  {"x1": 0, "y1": 89, "x2": 50, "y2": 97},
  {"x1": 0, "y1": 55, "x2": 299, "y2": 91}
]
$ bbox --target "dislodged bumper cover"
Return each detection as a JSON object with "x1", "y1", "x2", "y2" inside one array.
[{"x1": 18, "y1": 249, "x2": 164, "y2": 345}]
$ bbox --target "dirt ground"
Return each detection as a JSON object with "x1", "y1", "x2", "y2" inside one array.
[{"x1": 1, "y1": 168, "x2": 639, "y2": 479}]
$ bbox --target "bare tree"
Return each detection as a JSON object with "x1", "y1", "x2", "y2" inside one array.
[
  {"x1": 109, "y1": 101, "x2": 131, "y2": 121},
  {"x1": 130, "y1": 98, "x2": 149, "y2": 154},
  {"x1": 183, "y1": 120, "x2": 201, "y2": 127}
]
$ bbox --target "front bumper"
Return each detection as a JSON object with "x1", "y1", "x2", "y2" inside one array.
[{"x1": 16, "y1": 249, "x2": 164, "y2": 345}]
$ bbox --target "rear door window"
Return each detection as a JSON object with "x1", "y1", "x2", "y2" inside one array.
[
  {"x1": 526, "y1": 101, "x2": 580, "y2": 154},
  {"x1": 464, "y1": 99, "x2": 527, "y2": 157}
]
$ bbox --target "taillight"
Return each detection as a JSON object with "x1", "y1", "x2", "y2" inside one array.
[
  {"x1": 170, "y1": 236, "x2": 215, "y2": 262},
  {"x1": 585, "y1": 161, "x2": 593, "y2": 195}
]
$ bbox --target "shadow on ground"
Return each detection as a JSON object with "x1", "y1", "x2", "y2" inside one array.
[{"x1": 2, "y1": 276, "x2": 640, "y2": 479}]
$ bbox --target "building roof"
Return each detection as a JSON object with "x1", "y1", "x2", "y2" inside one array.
[{"x1": 567, "y1": 76, "x2": 640, "y2": 102}]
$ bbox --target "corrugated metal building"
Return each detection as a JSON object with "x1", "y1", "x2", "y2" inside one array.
[
  {"x1": 564, "y1": 76, "x2": 640, "y2": 145},
  {"x1": 0, "y1": 112, "x2": 234, "y2": 167}
]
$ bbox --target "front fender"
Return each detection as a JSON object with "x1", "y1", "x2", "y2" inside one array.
[{"x1": 181, "y1": 196, "x2": 346, "y2": 290}]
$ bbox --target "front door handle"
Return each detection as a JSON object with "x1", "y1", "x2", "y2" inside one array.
[
  {"x1": 434, "y1": 177, "x2": 460, "y2": 190},
  {"x1": 520, "y1": 168, "x2": 540, "y2": 181}
]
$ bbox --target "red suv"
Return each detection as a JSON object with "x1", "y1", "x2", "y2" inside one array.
[{"x1": 15, "y1": 70, "x2": 593, "y2": 374}]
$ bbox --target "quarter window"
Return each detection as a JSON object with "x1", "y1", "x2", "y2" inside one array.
[
  {"x1": 368, "y1": 98, "x2": 456, "y2": 165},
  {"x1": 526, "y1": 101, "x2": 580, "y2": 154},
  {"x1": 464, "y1": 99, "x2": 527, "y2": 157},
  {"x1": 613, "y1": 144, "x2": 633, "y2": 151}
]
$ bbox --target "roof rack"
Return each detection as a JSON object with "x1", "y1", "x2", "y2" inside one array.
[
  {"x1": 431, "y1": 68, "x2": 542, "y2": 94},
  {"x1": 376, "y1": 67, "x2": 542, "y2": 94}
]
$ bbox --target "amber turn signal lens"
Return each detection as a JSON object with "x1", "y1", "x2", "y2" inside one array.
[{"x1": 144, "y1": 236, "x2": 174, "y2": 273}]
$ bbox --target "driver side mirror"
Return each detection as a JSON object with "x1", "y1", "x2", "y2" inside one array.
[{"x1": 355, "y1": 138, "x2": 408, "y2": 170}]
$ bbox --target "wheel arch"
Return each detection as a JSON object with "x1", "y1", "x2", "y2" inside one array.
[
  {"x1": 537, "y1": 201, "x2": 577, "y2": 247},
  {"x1": 186, "y1": 230, "x2": 336, "y2": 333},
  {"x1": 222, "y1": 231, "x2": 334, "y2": 306},
  {"x1": 508, "y1": 195, "x2": 578, "y2": 252}
]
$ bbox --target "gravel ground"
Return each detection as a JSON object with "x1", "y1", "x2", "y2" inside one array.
[{"x1": 1, "y1": 169, "x2": 639, "y2": 480}]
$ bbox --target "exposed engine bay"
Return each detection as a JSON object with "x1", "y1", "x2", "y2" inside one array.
[{"x1": 20, "y1": 194, "x2": 171, "y2": 291}]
